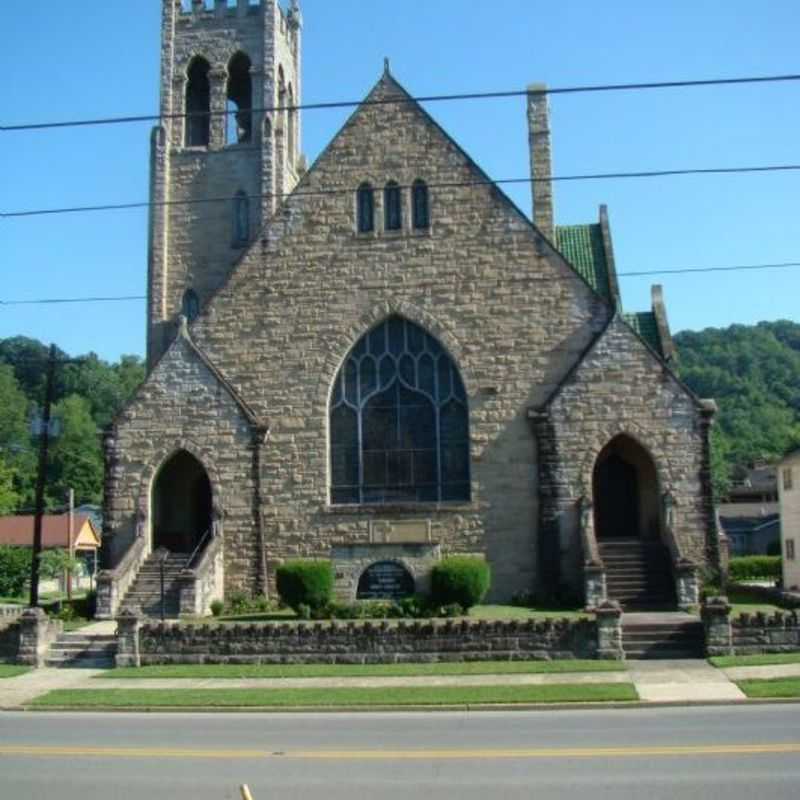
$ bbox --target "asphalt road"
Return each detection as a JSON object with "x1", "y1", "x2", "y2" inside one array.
[{"x1": 0, "y1": 705, "x2": 798, "y2": 800}]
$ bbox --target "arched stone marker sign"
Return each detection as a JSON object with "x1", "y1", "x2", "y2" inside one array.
[{"x1": 357, "y1": 561, "x2": 415, "y2": 600}]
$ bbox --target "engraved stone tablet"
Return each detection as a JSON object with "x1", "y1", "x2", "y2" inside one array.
[{"x1": 356, "y1": 561, "x2": 415, "y2": 600}]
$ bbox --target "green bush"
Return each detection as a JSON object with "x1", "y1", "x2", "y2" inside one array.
[
  {"x1": 729, "y1": 556, "x2": 782, "y2": 582},
  {"x1": 0, "y1": 546, "x2": 30, "y2": 597},
  {"x1": 225, "y1": 591, "x2": 251, "y2": 615},
  {"x1": 276, "y1": 560, "x2": 333, "y2": 612},
  {"x1": 210, "y1": 599, "x2": 224, "y2": 617},
  {"x1": 431, "y1": 557, "x2": 491, "y2": 610}
]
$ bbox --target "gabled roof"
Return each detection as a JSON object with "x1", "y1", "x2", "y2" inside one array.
[
  {"x1": 537, "y1": 311, "x2": 708, "y2": 414},
  {"x1": 0, "y1": 515, "x2": 100, "y2": 549},
  {"x1": 281, "y1": 70, "x2": 616, "y2": 306},
  {"x1": 115, "y1": 318, "x2": 265, "y2": 433}
]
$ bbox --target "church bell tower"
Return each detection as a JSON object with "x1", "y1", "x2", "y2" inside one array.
[{"x1": 147, "y1": 0, "x2": 302, "y2": 368}]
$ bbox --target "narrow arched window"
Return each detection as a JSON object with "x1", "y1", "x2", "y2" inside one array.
[
  {"x1": 287, "y1": 83, "x2": 296, "y2": 167},
  {"x1": 384, "y1": 182, "x2": 402, "y2": 231},
  {"x1": 232, "y1": 191, "x2": 250, "y2": 246},
  {"x1": 182, "y1": 289, "x2": 200, "y2": 322},
  {"x1": 226, "y1": 52, "x2": 252, "y2": 145},
  {"x1": 185, "y1": 57, "x2": 211, "y2": 147},
  {"x1": 276, "y1": 66, "x2": 287, "y2": 134},
  {"x1": 330, "y1": 316, "x2": 470, "y2": 505},
  {"x1": 412, "y1": 180, "x2": 430, "y2": 230},
  {"x1": 357, "y1": 183, "x2": 374, "y2": 233}
]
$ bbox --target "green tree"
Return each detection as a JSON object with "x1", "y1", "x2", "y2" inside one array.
[
  {"x1": 0, "y1": 364, "x2": 33, "y2": 511},
  {"x1": 0, "y1": 546, "x2": 31, "y2": 597},
  {"x1": 0, "y1": 457, "x2": 20, "y2": 515},
  {"x1": 47, "y1": 395, "x2": 103, "y2": 507},
  {"x1": 38, "y1": 548, "x2": 81, "y2": 582}
]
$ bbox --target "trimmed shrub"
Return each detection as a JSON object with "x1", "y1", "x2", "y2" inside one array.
[
  {"x1": 431, "y1": 556, "x2": 491, "y2": 610},
  {"x1": 276, "y1": 560, "x2": 333, "y2": 612},
  {"x1": 210, "y1": 599, "x2": 224, "y2": 617},
  {"x1": 729, "y1": 555, "x2": 781, "y2": 582}
]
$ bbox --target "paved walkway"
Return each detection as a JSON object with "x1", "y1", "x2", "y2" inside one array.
[
  {"x1": 0, "y1": 667, "x2": 105, "y2": 708},
  {"x1": 3, "y1": 657, "x2": 799, "y2": 709},
  {"x1": 626, "y1": 659, "x2": 746, "y2": 702}
]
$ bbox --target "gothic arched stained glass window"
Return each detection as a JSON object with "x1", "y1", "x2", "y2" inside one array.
[{"x1": 330, "y1": 316, "x2": 470, "y2": 504}]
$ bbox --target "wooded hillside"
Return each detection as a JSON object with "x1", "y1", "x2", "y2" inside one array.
[{"x1": 675, "y1": 320, "x2": 800, "y2": 496}]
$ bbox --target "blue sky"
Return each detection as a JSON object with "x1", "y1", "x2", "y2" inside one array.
[{"x1": 2, "y1": 0, "x2": 798, "y2": 362}]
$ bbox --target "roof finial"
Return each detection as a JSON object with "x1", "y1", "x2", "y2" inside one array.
[{"x1": 383, "y1": 57, "x2": 391, "y2": 76}]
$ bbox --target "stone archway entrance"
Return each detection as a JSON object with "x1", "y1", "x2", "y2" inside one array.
[
  {"x1": 151, "y1": 450, "x2": 212, "y2": 554},
  {"x1": 593, "y1": 435, "x2": 674, "y2": 607},
  {"x1": 593, "y1": 435, "x2": 659, "y2": 541}
]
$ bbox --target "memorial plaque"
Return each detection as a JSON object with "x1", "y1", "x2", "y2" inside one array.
[{"x1": 357, "y1": 561, "x2": 415, "y2": 600}]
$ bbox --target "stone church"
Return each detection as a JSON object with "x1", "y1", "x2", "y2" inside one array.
[{"x1": 97, "y1": 0, "x2": 718, "y2": 619}]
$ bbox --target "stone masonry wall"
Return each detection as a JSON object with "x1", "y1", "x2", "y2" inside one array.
[
  {"x1": 181, "y1": 74, "x2": 611, "y2": 602},
  {"x1": 731, "y1": 611, "x2": 800, "y2": 655},
  {"x1": 137, "y1": 617, "x2": 600, "y2": 664},
  {"x1": 543, "y1": 317, "x2": 712, "y2": 590},
  {"x1": 106, "y1": 333, "x2": 258, "y2": 597}
]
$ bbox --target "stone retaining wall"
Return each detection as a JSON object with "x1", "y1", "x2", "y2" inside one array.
[
  {"x1": 731, "y1": 611, "x2": 800, "y2": 655},
  {"x1": 132, "y1": 616, "x2": 604, "y2": 666}
]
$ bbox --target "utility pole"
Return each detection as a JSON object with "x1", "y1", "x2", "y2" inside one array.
[
  {"x1": 67, "y1": 487, "x2": 74, "y2": 601},
  {"x1": 29, "y1": 345, "x2": 57, "y2": 608}
]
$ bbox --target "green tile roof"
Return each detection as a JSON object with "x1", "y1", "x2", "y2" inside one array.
[
  {"x1": 555, "y1": 224, "x2": 611, "y2": 299},
  {"x1": 623, "y1": 312, "x2": 663, "y2": 355}
]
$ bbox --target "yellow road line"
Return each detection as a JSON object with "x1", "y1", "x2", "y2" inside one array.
[{"x1": 0, "y1": 743, "x2": 799, "y2": 761}]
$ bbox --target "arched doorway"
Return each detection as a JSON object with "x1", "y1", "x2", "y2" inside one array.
[
  {"x1": 592, "y1": 435, "x2": 674, "y2": 608},
  {"x1": 593, "y1": 435, "x2": 659, "y2": 541},
  {"x1": 151, "y1": 450, "x2": 212, "y2": 554}
]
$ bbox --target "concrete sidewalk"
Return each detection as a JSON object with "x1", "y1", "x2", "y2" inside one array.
[{"x1": 2, "y1": 658, "x2": 799, "y2": 709}]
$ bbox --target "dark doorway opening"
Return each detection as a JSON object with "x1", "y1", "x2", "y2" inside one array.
[
  {"x1": 152, "y1": 450, "x2": 212, "y2": 554},
  {"x1": 593, "y1": 435, "x2": 659, "y2": 541}
]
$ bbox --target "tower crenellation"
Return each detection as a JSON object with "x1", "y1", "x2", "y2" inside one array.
[{"x1": 147, "y1": 0, "x2": 301, "y2": 368}]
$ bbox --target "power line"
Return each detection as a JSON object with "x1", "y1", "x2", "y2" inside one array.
[
  {"x1": 2, "y1": 262, "x2": 799, "y2": 308},
  {"x1": 0, "y1": 295, "x2": 146, "y2": 305},
  {"x1": 4, "y1": 163, "x2": 799, "y2": 220},
  {"x1": 3, "y1": 72, "x2": 799, "y2": 133}
]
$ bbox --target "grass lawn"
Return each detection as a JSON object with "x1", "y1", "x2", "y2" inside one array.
[
  {"x1": 710, "y1": 653, "x2": 800, "y2": 669},
  {"x1": 736, "y1": 678, "x2": 800, "y2": 698},
  {"x1": 98, "y1": 659, "x2": 623, "y2": 680},
  {"x1": 0, "y1": 665, "x2": 29, "y2": 678},
  {"x1": 468, "y1": 605, "x2": 585, "y2": 621},
  {"x1": 726, "y1": 588, "x2": 784, "y2": 617},
  {"x1": 33, "y1": 682, "x2": 637, "y2": 708}
]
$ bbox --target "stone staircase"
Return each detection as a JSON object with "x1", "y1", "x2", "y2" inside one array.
[
  {"x1": 622, "y1": 615, "x2": 705, "y2": 659},
  {"x1": 118, "y1": 551, "x2": 187, "y2": 618},
  {"x1": 598, "y1": 538, "x2": 675, "y2": 609},
  {"x1": 45, "y1": 630, "x2": 117, "y2": 668}
]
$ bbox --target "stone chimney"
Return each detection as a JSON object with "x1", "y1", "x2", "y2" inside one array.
[{"x1": 527, "y1": 84, "x2": 555, "y2": 243}]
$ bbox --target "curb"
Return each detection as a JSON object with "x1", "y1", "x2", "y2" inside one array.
[{"x1": 16, "y1": 697, "x2": 800, "y2": 714}]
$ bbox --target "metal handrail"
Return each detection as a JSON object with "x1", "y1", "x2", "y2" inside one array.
[{"x1": 185, "y1": 528, "x2": 213, "y2": 570}]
